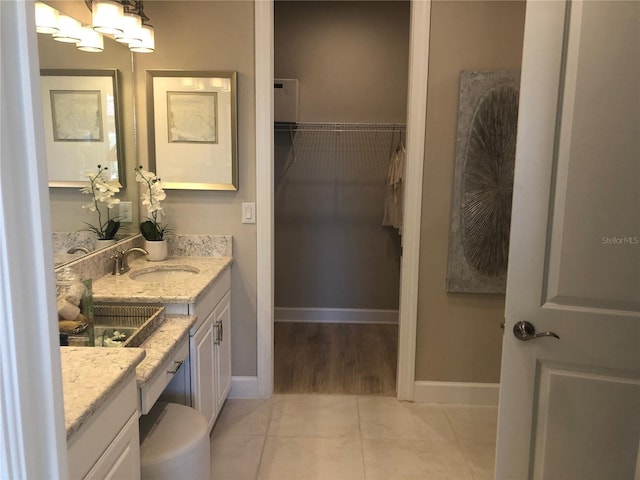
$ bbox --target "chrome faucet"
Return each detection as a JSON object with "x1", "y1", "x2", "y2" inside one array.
[
  {"x1": 110, "y1": 247, "x2": 149, "y2": 275},
  {"x1": 67, "y1": 246, "x2": 91, "y2": 254}
]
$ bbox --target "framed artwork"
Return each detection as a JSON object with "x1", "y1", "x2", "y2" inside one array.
[
  {"x1": 147, "y1": 70, "x2": 238, "y2": 190},
  {"x1": 446, "y1": 70, "x2": 520, "y2": 294},
  {"x1": 40, "y1": 69, "x2": 123, "y2": 187},
  {"x1": 50, "y1": 90, "x2": 103, "y2": 141}
]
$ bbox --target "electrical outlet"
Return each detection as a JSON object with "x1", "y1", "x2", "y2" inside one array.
[{"x1": 119, "y1": 202, "x2": 132, "y2": 223}]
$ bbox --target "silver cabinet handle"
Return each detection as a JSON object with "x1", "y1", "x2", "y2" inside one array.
[
  {"x1": 513, "y1": 321, "x2": 559, "y2": 341},
  {"x1": 214, "y1": 321, "x2": 222, "y2": 345},
  {"x1": 167, "y1": 360, "x2": 183, "y2": 374}
]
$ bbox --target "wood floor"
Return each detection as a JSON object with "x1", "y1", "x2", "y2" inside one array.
[{"x1": 274, "y1": 322, "x2": 398, "y2": 395}]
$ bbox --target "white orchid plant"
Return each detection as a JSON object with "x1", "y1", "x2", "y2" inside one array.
[
  {"x1": 135, "y1": 165, "x2": 171, "y2": 241},
  {"x1": 80, "y1": 165, "x2": 121, "y2": 240}
]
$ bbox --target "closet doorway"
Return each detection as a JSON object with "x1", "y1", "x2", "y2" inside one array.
[{"x1": 273, "y1": 1, "x2": 411, "y2": 395}]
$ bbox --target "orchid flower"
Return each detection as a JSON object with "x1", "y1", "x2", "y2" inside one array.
[
  {"x1": 136, "y1": 165, "x2": 171, "y2": 240},
  {"x1": 79, "y1": 165, "x2": 121, "y2": 240}
]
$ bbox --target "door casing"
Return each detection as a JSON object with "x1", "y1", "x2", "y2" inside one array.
[{"x1": 254, "y1": 0, "x2": 431, "y2": 399}]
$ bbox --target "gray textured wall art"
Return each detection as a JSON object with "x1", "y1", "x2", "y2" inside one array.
[{"x1": 447, "y1": 70, "x2": 520, "y2": 294}]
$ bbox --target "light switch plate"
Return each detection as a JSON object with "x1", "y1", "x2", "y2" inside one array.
[
  {"x1": 242, "y1": 202, "x2": 256, "y2": 224},
  {"x1": 119, "y1": 202, "x2": 132, "y2": 223}
]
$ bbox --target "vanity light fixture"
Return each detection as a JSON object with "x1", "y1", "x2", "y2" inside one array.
[
  {"x1": 86, "y1": 0, "x2": 155, "y2": 53},
  {"x1": 35, "y1": 1, "x2": 154, "y2": 53}
]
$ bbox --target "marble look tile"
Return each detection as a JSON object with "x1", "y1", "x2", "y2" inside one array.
[
  {"x1": 258, "y1": 436, "x2": 365, "y2": 480},
  {"x1": 443, "y1": 405, "x2": 498, "y2": 480},
  {"x1": 268, "y1": 394, "x2": 359, "y2": 438},
  {"x1": 443, "y1": 405, "x2": 498, "y2": 446},
  {"x1": 210, "y1": 434, "x2": 265, "y2": 480},
  {"x1": 212, "y1": 399, "x2": 273, "y2": 437},
  {"x1": 457, "y1": 444, "x2": 496, "y2": 480},
  {"x1": 362, "y1": 438, "x2": 474, "y2": 480},
  {"x1": 358, "y1": 396, "x2": 457, "y2": 443}
]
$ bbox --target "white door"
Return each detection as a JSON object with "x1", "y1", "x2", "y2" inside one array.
[{"x1": 496, "y1": 1, "x2": 640, "y2": 479}]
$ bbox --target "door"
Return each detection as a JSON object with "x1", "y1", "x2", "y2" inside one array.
[
  {"x1": 191, "y1": 314, "x2": 217, "y2": 432},
  {"x1": 214, "y1": 292, "x2": 232, "y2": 414},
  {"x1": 496, "y1": 1, "x2": 640, "y2": 479}
]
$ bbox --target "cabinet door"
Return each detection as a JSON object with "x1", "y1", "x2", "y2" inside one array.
[
  {"x1": 84, "y1": 413, "x2": 140, "y2": 480},
  {"x1": 190, "y1": 312, "x2": 217, "y2": 432},
  {"x1": 214, "y1": 292, "x2": 232, "y2": 415}
]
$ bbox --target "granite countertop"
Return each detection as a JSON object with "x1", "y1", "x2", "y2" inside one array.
[
  {"x1": 61, "y1": 314, "x2": 195, "y2": 441},
  {"x1": 136, "y1": 314, "x2": 196, "y2": 385},
  {"x1": 92, "y1": 256, "x2": 232, "y2": 304},
  {"x1": 60, "y1": 347, "x2": 145, "y2": 440}
]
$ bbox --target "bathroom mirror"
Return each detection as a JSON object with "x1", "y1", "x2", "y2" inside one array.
[
  {"x1": 40, "y1": 68, "x2": 124, "y2": 187},
  {"x1": 37, "y1": 1, "x2": 140, "y2": 265}
]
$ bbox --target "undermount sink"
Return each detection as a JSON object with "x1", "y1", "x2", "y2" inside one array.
[{"x1": 129, "y1": 265, "x2": 200, "y2": 283}]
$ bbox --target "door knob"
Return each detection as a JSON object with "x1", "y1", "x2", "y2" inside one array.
[{"x1": 513, "y1": 321, "x2": 559, "y2": 341}]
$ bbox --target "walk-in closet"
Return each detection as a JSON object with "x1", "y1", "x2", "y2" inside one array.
[{"x1": 273, "y1": 0, "x2": 410, "y2": 395}]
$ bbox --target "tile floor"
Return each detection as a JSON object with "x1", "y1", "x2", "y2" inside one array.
[{"x1": 210, "y1": 394, "x2": 497, "y2": 480}]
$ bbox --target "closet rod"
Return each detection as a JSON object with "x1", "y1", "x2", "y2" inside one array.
[{"x1": 274, "y1": 122, "x2": 406, "y2": 133}]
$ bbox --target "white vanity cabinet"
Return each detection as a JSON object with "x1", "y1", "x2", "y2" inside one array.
[
  {"x1": 67, "y1": 372, "x2": 140, "y2": 480},
  {"x1": 163, "y1": 267, "x2": 231, "y2": 432}
]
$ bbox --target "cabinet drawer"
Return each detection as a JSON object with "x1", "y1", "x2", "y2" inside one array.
[
  {"x1": 84, "y1": 411, "x2": 140, "y2": 480},
  {"x1": 191, "y1": 268, "x2": 230, "y2": 332},
  {"x1": 67, "y1": 374, "x2": 138, "y2": 480},
  {"x1": 138, "y1": 338, "x2": 189, "y2": 414}
]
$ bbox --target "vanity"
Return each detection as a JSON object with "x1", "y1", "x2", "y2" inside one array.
[
  {"x1": 92, "y1": 255, "x2": 233, "y2": 432},
  {"x1": 61, "y1": 250, "x2": 232, "y2": 479}
]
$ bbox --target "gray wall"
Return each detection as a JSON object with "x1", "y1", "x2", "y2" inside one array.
[
  {"x1": 275, "y1": 1, "x2": 409, "y2": 123},
  {"x1": 44, "y1": 0, "x2": 528, "y2": 385},
  {"x1": 274, "y1": 1, "x2": 409, "y2": 311},
  {"x1": 416, "y1": 0, "x2": 526, "y2": 383},
  {"x1": 134, "y1": 1, "x2": 257, "y2": 376}
]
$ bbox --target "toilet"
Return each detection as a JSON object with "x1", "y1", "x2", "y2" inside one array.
[{"x1": 139, "y1": 402, "x2": 210, "y2": 480}]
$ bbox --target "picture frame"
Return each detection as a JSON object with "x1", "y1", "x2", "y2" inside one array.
[
  {"x1": 446, "y1": 70, "x2": 520, "y2": 294},
  {"x1": 147, "y1": 70, "x2": 238, "y2": 190},
  {"x1": 40, "y1": 69, "x2": 123, "y2": 188}
]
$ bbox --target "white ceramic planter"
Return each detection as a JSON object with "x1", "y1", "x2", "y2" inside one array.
[
  {"x1": 95, "y1": 238, "x2": 116, "y2": 250},
  {"x1": 144, "y1": 239, "x2": 168, "y2": 261}
]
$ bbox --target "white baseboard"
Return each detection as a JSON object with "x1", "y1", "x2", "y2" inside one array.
[
  {"x1": 274, "y1": 307, "x2": 398, "y2": 324},
  {"x1": 229, "y1": 376, "x2": 260, "y2": 399},
  {"x1": 413, "y1": 381, "x2": 500, "y2": 405}
]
